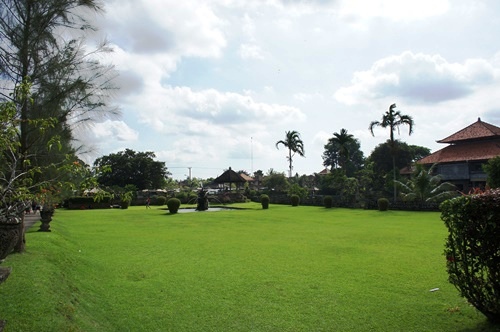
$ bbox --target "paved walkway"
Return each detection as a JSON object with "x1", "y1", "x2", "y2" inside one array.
[{"x1": 23, "y1": 213, "x2": 41, "y2": 230}]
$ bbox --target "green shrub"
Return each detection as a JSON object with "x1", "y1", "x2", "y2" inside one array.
[
  {"x1": 167, "y1": 198, "x2": 181, "y2": 214},
  {"x1": 188, "y1": 192, "x2": 198, "y2": 204},
  {"x1": 441, "y1": 189, "x2": 500, "y2": 323},
  {"x1": 155, "y1": 196, "x2": 167, "y2": 206},
  {"x1": 377, "y1": 198, "x2": 389, "y2": 211},
  {"x1": 260, "y1": 194, "x2": 269, "y2": 209},
  {"x1": 323, "y1": 195, "x2": 333, "y2": 208},
  {"x1": 290, "y1": 194, "x2": 300, "y2": 207},
  {"x1": 175, "y1": 192, "x2": 187, "y2": 203},
  {"x1": 67, "y1": 196, "x2": 111, "y2": 209},
  {"x1": 120, "y1": 191, "x2": 133, "y2": 209}
]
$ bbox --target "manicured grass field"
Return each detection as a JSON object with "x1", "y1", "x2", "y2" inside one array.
[{"x1": 0, "y1": 204, "x2": 498, "y2": 331}]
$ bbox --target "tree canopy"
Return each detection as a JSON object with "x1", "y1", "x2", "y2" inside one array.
[
  {"x1": 323, "y1": 129, "x2": 364, "y2": 177},
  {"x1": 94, "y1": 149, "x2": 169, "y2": 190},
  {"x1": 0, "y1": 0, "x2": 118, "y2": 178},
  {"x1": 367, "y1": 140, "x2": 430, "y2": 194}
]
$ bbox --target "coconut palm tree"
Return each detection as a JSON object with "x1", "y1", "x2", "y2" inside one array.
[
  {"x1": 369, "y1": 103, "x2": 414, "y2": 201},
  {"x1": 331, "y1": 128, "x2": 354, "y2": 173},
  {"x1": 395, "y1": 164, "x2": 457, "y2": 203},
  {"x1": 276, "y1": 130, "x2": 305, "y2": 178}
]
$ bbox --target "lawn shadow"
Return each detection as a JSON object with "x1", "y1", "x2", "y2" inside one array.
[{"x1": 459, "y1": 320, "x2": 500, "y2": 332}]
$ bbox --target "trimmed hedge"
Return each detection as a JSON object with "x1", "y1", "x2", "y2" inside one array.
[
  {"x1": 290, "y1": 194, "x2": 300, "y2": 207},
  {"x1": 155, "y1": 196, "x2": 167, "y2": 206},
  {"x1": 260, "y1": 194, "x2": 269, "y2": 209},
  {"x1": 441, "y1": 189, "x2": 500, "y2": 323},
  {"x1": 377, "y1": 198, "x2": 389, "y2": 211},
  {"x1": 67, "y1": 197, "x2": 111, "y2": 209},
  {"x1": 323, "y1": 196, "x2": 333, "y2": 208},
  {"x1": 167, "y1": 198, "x2": 181, "y2": 214}
]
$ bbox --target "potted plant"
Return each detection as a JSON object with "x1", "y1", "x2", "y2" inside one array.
[{"x1": 37, "y1": 187, "x2": 60, "y2": 232}]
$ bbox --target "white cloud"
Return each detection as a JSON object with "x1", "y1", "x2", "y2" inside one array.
[
  {"x1": 334, "y1": 51, "x2": 497, "y2": 105},
  {"x1": 132, "y1": 86, "x2": 306, "y2": 132},
  {"x1": 77, "y1": 0, "x2": 500, "y2": 179},
  {"x1": 239, "y1": 43, "x2": 265, "y2": 60},
  {"x1": 92, "y1": 120, "x2": 139, "y2": 142},
  {"x1": 339, "y1": 0, "x2": 450, "y2": 21},
  {"x1": 98, "y1": 0, "x2": 226, "y2": 73}
]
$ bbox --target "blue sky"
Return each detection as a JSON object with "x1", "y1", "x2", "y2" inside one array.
[{"x1": 79, "y1": 0, "x2": 500, "y2": 180}]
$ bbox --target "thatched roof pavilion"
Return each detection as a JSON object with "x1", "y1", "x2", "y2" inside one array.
[{"x1": 213, "y1": 167, "x2": 247, "y2": 190}]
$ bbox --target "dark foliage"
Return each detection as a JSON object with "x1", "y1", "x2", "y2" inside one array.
[
  {"x1": 290, "y1": 194, "x2": 300, "y2": 206},
  {"x1": 483, "y1": 156, "x2": 500, "y2": 188},
  {"x1": 323, "y1": 195, "x2": 333, "y2": 208},
  {"x1": 377, "y1": 198, "x2": 389, "y2": 211}
]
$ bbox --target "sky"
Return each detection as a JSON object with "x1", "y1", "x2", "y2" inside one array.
[{"x1": 78, "y1": 0, "x2": 500, "y2": 180}]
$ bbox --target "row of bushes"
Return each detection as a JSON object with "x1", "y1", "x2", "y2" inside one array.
[{"x1": 256, "y1": 194, "x2": 393, "y2": 211}]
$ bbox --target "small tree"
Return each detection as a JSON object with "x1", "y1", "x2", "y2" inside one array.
[{"x1": 441, "y1": 189, "x2": 500, "y2": 323}]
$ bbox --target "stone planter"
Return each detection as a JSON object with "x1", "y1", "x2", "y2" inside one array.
[
  {"x1": 38, "y1": 210, "x2": 54, "y2": 232},
  {"x1": 0, "y1": 220, "x2": 22, "y2": 261}
]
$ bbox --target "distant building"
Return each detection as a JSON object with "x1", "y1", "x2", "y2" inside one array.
[{"x1": 418, "y1": 118, "x2": 500, "y2": 192}]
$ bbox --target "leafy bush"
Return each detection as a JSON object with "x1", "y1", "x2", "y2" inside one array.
[
  {"x1": 120, "y1": 191, "x2": 133, "y2": 209},
  {"x1": 167, "y1": 198, "x2": 181, "y2": 214},
  {"x1": 260, "y1": 194, "x2": 269, "y2": 209},
  {"x1": 155, "y1": 196, "x2": 167, "y2": 206},
  {"x1": 67, "y1": 196, "x2": 111, "y2": 209},
  {"x1": 441, "y1": 189, "x2": 500, "y2": 323},
  {"x1": 188, "y1": 192, "x2": 198, "y2": 204},
  {"x1": 175, "y1": 192, "x2": 187, "y2": 203},
  {"x1": 323, "y1": 195, "x2": 333, "y2": 208},
  {"x1": 290, "y1": 194, "x2": 300, "y2": 207},
  {"x1": 377, "y1": 198, "x2": 389, "y2": 211},
  {"x1": 288, "y1": 183, "x2": 308, "y2": 200}
]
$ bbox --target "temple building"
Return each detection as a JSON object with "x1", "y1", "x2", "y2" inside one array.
[{"x1": 418, "y1": 118, "x2": 500, "y2": 192}]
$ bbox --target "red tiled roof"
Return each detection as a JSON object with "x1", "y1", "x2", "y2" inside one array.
[
  {"x1": 418, "y1": 140, "x2": 500, "y2": 164},
  {"x1": 239, "y1": 173, "x2": 254, "y2": 182},
  {"x1": 437, "y1": 118, "x2": 500, "y2": 143},
  {"x1": 318, "y1": 168, "x2": 330, "y2": 175}
]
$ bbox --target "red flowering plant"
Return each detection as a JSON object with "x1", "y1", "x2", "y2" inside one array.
[{"x1": 36, "y1": 186, "x2": 61, "y2": 212}]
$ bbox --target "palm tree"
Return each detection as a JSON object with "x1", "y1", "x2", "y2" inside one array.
[
  {"x1": 276, "y1": 130, "x2": 305, "y2": 178},
  {"x1": 369, "y1": 103, "x2": 414, "y2": 201},
  {"x1": 331, "y1": 128, "x2": 354, "y2": 173},
  {"x1": 395, "y1": 164, "x2": 457, "y2": 203}
]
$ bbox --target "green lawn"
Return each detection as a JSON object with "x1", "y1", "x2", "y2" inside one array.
[{"x1": 0, "y1": 204, "x2": 498, "y2": 331}]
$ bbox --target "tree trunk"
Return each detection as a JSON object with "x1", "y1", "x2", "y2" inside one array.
[
  {"x1": 392, "y1": 155, "x2": 397, "y2": 202},
  {"x1": 13, "y1": 214, "x2": 25, "y2": 253}
]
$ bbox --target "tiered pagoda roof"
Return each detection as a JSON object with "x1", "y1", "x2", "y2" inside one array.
[{"x1": 418, "y1": 118, "x2": 500, "y2": 164}]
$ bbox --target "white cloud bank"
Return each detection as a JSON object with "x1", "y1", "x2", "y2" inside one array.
[{"x1": 335, "y1": 51, "x2": 498, "y2": 105}]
